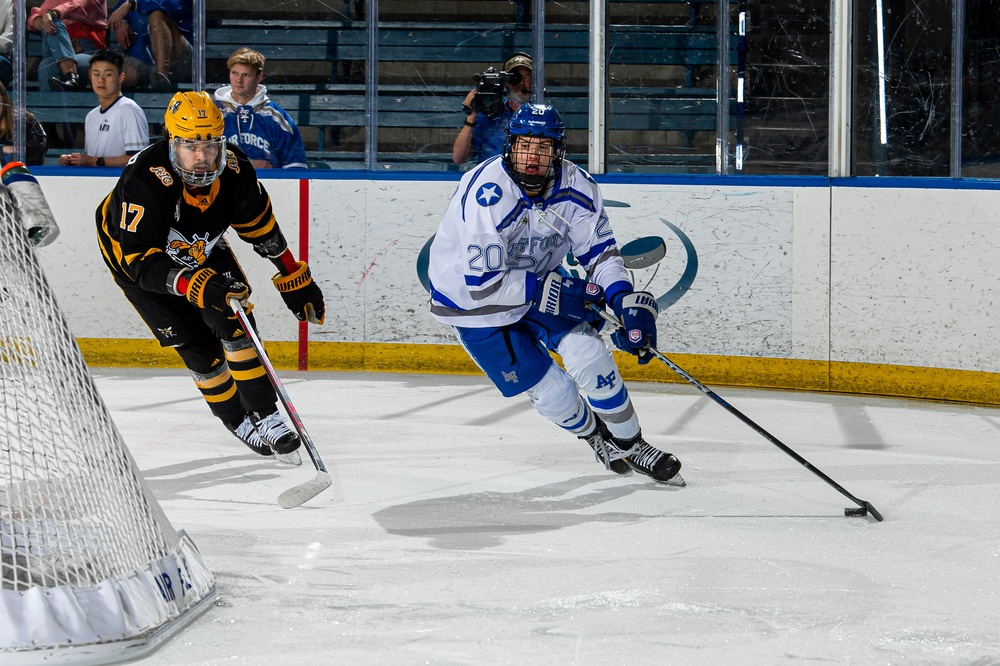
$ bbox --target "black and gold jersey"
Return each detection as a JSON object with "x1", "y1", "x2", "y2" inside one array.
[{"x1": 96, "y1": 139, "x2": 286, "y2": 294}]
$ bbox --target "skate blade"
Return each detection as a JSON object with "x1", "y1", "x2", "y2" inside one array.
[
  {"x1": 274, "y1": 449, "x2": 302, "y2": 466},
  {"x1": 660, "y1": 471, "x2": 686, "y2": 487}
]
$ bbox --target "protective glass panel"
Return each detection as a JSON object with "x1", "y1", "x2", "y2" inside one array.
[
  {"x1": 743, "y1": 0, "x2": 831, "y2": 175},
  {"x1": 961, "y1": 1, "x2": 1000, "y2": 177},
  {"x1": 6, "y1": 0, "x2": 999, "y2": 175},
  {"x1": 605, "y1": 0, "x2": 740, "y2": 174},
  {"x1": 374, "y1": 1, "x2": 529, "y2": 172},
  {"x1": 852, "y1": 0, "x2": 953, "y2": 176}
]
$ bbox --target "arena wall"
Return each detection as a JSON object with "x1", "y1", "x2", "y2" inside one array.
[{"x1": 32, "y1": 171, "x2": 1000, "y2": 404}]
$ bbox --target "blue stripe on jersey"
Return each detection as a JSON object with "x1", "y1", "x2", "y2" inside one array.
[
  {"x1": 575, "y1": 237, "x2": 617, "y2": 267},
  {"x1": 465, "y1": 271, "x2": 502, "y2": 286},
  {"x1": 429, "y1": 282, "x2": 462, "y2": 309},
  {"x1": 546, "y1": 187, "x2": 596, "y2": 212},
  {"x1": 497, "y1": 199, "x2": 528, "y2": 233}
]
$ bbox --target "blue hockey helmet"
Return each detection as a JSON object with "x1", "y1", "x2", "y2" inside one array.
[{"x1": 503, "y1": 103, "x2": 566, "y2": 192}]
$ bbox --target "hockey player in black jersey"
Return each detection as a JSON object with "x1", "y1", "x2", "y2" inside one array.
[{"x1": 96, "y1": 91, "x2": 325, "y2": 463}]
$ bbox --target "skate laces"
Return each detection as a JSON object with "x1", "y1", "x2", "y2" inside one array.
[
  {"x1": 626, "y1": 440, "x2": 665, "y2": 469},
  {"x1": 234, "y1": 416, "x2": 267, "y2": 450},
  {"x1": 255, "y1": 411, "x2": 295, "y2": 446},
  {"x1": 585, "y1": 430, "x2": 629, "y2": 470}
]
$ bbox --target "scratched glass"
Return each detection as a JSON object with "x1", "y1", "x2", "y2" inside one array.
[{"x1": 9, "y1": 0, "x2": 999, "y2": 176}]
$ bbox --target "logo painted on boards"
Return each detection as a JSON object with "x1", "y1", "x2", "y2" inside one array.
[
  {"x1": 501, "y1": 370, "x2": 518, "y2": 383},
  {"x1": 476, "y1": 183, "x2": 503, "y2": 206}
]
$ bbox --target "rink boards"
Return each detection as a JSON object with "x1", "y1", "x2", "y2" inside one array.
[{"x1": 30, "y1": 172, "x2": 1000, "y2": 404}]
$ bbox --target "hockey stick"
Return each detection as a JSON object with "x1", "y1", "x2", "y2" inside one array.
[
  {"x1": 229, "y1": 299, "x2": 332, "y2": 508},
  {"x1": 591, "y1": 306, "x2": 884, "y2": 522}
]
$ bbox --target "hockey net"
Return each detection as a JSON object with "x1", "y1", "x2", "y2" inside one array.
[{"x1": 0, "y1": 182, "x2": 216, "y2": 663}]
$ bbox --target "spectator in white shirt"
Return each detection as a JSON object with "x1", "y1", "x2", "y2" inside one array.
[{"x1": 59, "y1": 49, "x2": 149, "y2": 167}]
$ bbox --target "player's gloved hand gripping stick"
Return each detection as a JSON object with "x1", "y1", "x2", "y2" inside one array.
[
  {"x1": 591, "y1": 302, "x2": 884, "y2": 522},
  {"x1": 230, "y1": 298, "x2": 332, "y2": 508}
]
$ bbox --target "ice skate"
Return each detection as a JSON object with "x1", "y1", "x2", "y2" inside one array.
[
  {"x1": 226, "y1": 414, "x2": 274, "y2": 458},
  {"x1": 252, "y1": 410, "x2": 302, "y2": 466},
  {"x1": 580, "y1": 420, "x2": 631, "y2": 475},
  {"x1": 616, "y1": 432, "x2": 685, "y2": 486}
]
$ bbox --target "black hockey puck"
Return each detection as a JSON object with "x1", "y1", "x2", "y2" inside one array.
[{"x1": 844, "y1": 507, "x2": 868, "y2": 517}]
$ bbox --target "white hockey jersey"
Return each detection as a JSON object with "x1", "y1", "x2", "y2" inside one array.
[{"x1": 429, "y1": 155, "x2": 632, "y2": 328}]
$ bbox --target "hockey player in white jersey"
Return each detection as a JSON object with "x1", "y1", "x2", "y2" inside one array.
[{"x1": 428, "y1": 103, "x2": 684, "y2": 485}]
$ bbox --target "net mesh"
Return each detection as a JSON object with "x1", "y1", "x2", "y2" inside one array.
[{"x1": 0, "y1": 185, "x2": 176, "y2": 592}]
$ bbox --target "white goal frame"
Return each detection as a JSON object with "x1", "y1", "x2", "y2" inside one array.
[{"x1": 0, "y1": 179, "x2": 217, "y2": 663}]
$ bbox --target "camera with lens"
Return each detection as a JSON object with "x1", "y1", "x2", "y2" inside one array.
[{"x1": 466, "y1": 67, "x2": 512, "y2": 119}]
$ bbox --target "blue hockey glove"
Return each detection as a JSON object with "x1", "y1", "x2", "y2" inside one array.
[
  {"x1": 611, "y1": 291, "x2": 659, "y2": 364},
  {"x1": 534, "y1": 271, "x2": 605, "y2": 322}
]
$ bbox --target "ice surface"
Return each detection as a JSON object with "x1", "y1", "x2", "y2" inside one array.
[{"x1": 92, "y1": 369, "x2": 1000, "y2": 665}]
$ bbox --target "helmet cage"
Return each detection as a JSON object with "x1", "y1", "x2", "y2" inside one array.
[
  {"x1": 169, "y1": 136, "x2": 227, "y2": 187},
  {"x1": 503, "y1": 104, "x2": 566, "y2": 192}
]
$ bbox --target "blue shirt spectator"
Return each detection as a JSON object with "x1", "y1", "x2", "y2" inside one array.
[
  {"x1": 108, "y1": 0, "x2": 192, "y2": 91},
  {"x1": 214, "y1": 48, "x2": 306, "y2": 170}
]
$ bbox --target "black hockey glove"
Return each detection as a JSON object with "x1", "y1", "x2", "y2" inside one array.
[
  {"x1": 185, "y1": 268, "x2": 249, "y2": 316},
  {"x1": 610, "y1": 291, "x2": 659, "y2": 364},
  {"x1": 533, "y1": 270, "x2": 605, "y2": 322},
  {"x1": 272, "y1": 261, "x2": 326, "y2": 324}
]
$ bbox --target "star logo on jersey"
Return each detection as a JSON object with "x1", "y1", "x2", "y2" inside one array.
[{"x1": 476, "y1": 183, "x2": 503, "y2": 207}]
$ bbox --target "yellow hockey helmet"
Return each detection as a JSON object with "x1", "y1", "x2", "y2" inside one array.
[
  {"x1": 164, "y1": 91, "x2": 227, "y2": 187},
  {"x1": 164, "y1": 91, "x2": 225, "y2": 141}
]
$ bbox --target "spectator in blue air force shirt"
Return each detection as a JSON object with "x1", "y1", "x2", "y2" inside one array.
[{"x1": 214, "y1": 48, "x2": 306, "y2": 170}]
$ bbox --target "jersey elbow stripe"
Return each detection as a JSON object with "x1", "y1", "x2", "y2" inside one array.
[
  {"x1": 231, "y1": 205, "x2": 273, "y2": 231},
  {"x1": 469, "y1": 280, "x2": 504, "y2": 301},
  {"x1": 465, "y1": 271, "x2": 502, "y2": 287},
  {"x1": 430, "y1": 302, "x2": 526, "y2": 319},
  {"x1": 233, "y1": 216, "x2": 276, "y2": 239},
  {"x1": 577, "y1": 241, "x2": 618, "y2": 268}
]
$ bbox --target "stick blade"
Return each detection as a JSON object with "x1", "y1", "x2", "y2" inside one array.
[
  {"x1": 864, "y1": 501, "x2": 884, "y2": 522},
  {"x1": 277, "y1": 471, "x2": 333, "y2": 509},
  {"x1": 620, "y1": 236, "x2": 667, "y2": 269}
]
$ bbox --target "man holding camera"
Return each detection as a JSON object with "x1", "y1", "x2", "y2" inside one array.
[{"x1": 452, "y1": 52, "x2": 532, "y2": 165}]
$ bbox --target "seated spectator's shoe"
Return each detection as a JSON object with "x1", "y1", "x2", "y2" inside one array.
[
  {"x1": 50, "y1": 72, "x2": 85, "y2": 92},
  {"x1": 617, "y1": 431, "x2": 686, "y2": 486},
  {"x1": 149, "y1": 71, "x2": 172, "y2": 92}
]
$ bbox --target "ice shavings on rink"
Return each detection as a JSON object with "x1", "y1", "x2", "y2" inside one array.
[{"x1": 94, "y1": 368, "x2": 1000, "y2": 665}]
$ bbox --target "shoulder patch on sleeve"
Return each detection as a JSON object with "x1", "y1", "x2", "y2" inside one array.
[
  {"x1": 475, "y1": 182, "x2": 503, "y2": 207},
  {"x1": 148, "y1": 166, "x2": 174, "y2": 186}
]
